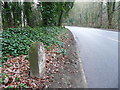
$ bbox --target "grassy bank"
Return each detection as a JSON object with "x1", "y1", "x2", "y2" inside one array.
[
  {"x1": 1, "y1": 27, "x2": 67, "y2": 62},
  {"x1": 0, "y1": 27, "x2": 69, "y2": 88}
]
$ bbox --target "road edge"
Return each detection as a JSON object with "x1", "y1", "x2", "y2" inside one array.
[{"x1": 67, "y1": 29, "x2": 88, "y2": 88}]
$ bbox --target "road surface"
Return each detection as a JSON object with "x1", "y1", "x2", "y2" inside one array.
[{"x1": 65, "y1": 26, "x2": 118, "y2": 88}]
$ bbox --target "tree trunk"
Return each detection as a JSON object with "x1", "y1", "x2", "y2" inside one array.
[
  {"x1": 58, "y1": 10, "x2": 63, "y2": 26},
  {"x1": 23, "y1": 1, "x2": 32, "y2": 27},
  {"x1": 100, "y1": 1, "x2": 103, "y2": 27},
  {"x1": 42, "y1": 15, "x2": 48, "y2": 26},
  {"x1": 0, "y1": 1, "x2": 3, "y2": 73},
  {"x1": 108, "y1": 14, "x2": 113, "y2": 29},
  {"x1": 3, "y1": 2, "x2": 13, "y2": 28},
  {"x1": 118, "y1": 1, "x2": 120, "y2": 30},
  {"x1": 0, "y1": 1, "x2": 2, "y2": 31},
  {"x1": 107, "y1": 1, "x2": 116, "y2": 29}
]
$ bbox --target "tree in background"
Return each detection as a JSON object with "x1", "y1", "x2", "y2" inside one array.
[
  {"x1": 57, "y1": 2, "x2": 74, "y2": 26},
  {"x1": 1, "y1": 1, "x2": 74, "y2": 28},
  {"x1": 66, "y1": 1, "x2": 118, "y2": 29},
  {"x1": 11, "y1": 2, "x2": 22, "y2": 27},
  {"x1": 39, "y1": 2, "x2": 57, "y2": 26},
  {"x1": 118, "y1": 1, "x2": 120, "y2": 30},
  {"x1": 39, "y1": 2, "x2": 74, "y2": 26},
  {"x1": 23, "y1": 1, "x2": 32, "y2": 27},
  {"x1": 107, "y1": 0, "x2": 116, "y2": 29},
  {"x1": 0, "y1": 1, "x2": 2, "y2": 31},
  {"x1": 2, "y1": 1, "x2": 39, "y2": 28},
  {"x1": 2, "y1": 2, "x2": 22, "y2": 28},
  {"x1": 2, "y1": 2, "x2": 13, "y2": 28},
  {"x1": 99, "y1": 1, "x2": 103, "y2": 27},
  {"x1": 0, "y1": 0, "x2": 2, "y2": 71}
]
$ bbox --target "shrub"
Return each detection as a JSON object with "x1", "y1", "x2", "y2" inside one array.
[{"x1": 2, "y1": 27, "x2": 66, "y2": 58}]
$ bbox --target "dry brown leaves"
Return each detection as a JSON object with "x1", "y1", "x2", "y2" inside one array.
[{"x1": 0, "y1": 45, "x2": 66, "y2": 88}]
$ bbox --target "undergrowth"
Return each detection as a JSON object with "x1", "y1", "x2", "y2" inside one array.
[{"x1": 2, "y1": 27, "x2": 66, "y2": 62}]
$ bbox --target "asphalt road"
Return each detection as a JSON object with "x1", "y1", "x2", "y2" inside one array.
[{"x1": 65, "y1": 26, "x2": 118, "y2": 88}]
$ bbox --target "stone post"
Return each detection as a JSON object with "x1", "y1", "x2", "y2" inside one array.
[{"x1": 29, "y1": 42, "x2": 46, "y2": 78}]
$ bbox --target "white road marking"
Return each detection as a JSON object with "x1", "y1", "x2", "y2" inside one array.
[
  {"x1": 93, "y1": 32, "x2": 119, "y2": 43},
  {"x1": 107, "y1": 37, "x2": 120, "y2": 43}
]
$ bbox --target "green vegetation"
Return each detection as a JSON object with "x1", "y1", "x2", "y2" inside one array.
[
  {"x1": 65, "y1": 1, "x2": 119, "y2": 29},
  {"x1": 17, "y1": 83, "x2": 28, "y2": 88},
  {"x1": 2, "y1": 2, "x2": 74, "y2": 28},
  {"x1": 0, "y1": 1, "x2": 73, "y2": 88},
  {"x1": 2, "y1": 27, "x2": 66, "y2": 59},
  {"x1": 0, "y1": 72, "x2": 27, "y2": 88},
  {"x1": 1, "y1": 1, "x2": 74, "y2": 62},
  {"x1": 40, "y1": 2, "x2": 74, "y2": 26}
]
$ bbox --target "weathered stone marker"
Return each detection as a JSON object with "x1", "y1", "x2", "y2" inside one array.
[{"x1": 29, "y1": 42, "x2": 46, "y2": 78}]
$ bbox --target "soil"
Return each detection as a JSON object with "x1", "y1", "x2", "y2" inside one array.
[{"x1": 48, "y1": 30, "x2": 87, "y2": 88}]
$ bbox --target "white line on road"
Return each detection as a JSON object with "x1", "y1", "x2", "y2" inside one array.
[
  {"x1": 94, "y1": 33, "x2": 119, "y2": 43},
  {"x1": 107, "y1": 37, "x2": 120, "y2": 43}
]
